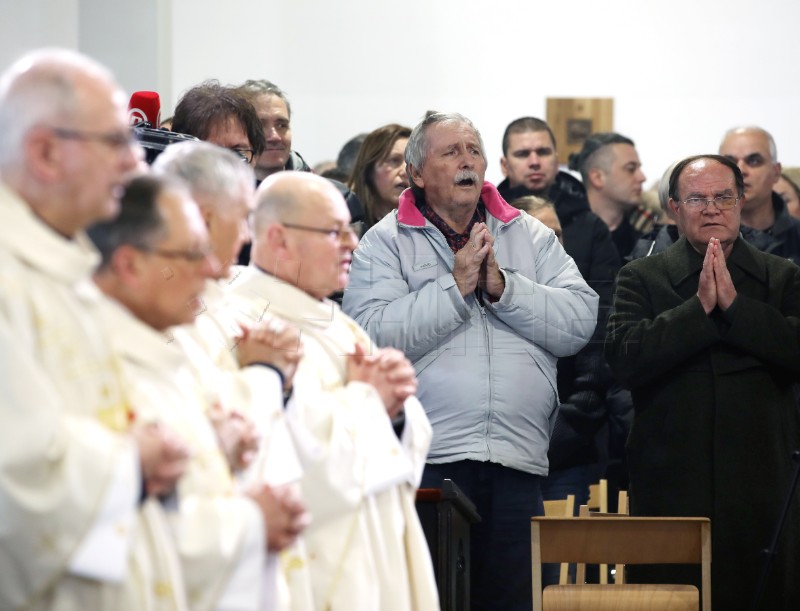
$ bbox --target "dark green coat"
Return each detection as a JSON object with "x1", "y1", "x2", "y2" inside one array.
[{"x1": 606, "y1": 236, "x2": 800, "y2": 610}]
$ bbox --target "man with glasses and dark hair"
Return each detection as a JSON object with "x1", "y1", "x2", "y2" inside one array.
[
  {"x1": 606, "y1": 154, "x2": 800, "y2": 609},
  {"x1": 90, "y1": 174, "x2": 309, "y2": 610},
  {"x1": 720, "y1": 126, "x2": 800, "y2": 264},
  {"x1": 171, "y1": 80, "x2": 265, "y2": 167}
]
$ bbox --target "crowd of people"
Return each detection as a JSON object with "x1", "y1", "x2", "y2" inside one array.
[{"x1": 1, "y1": 46, "x2": 800, "y2": 611}]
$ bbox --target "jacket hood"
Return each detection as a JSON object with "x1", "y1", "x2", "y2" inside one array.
[{"x1": 397, "y1": 181, "x2": 521, "y2": 226}]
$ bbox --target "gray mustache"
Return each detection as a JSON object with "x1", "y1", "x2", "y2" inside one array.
[{"x1": 454, "y1": 170, "x2": 480, "y2": 185}]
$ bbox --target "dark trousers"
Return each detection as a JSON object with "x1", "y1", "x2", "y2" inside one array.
[{"x1": 421, "y1": 460, "x2": 544, "y2": 611}]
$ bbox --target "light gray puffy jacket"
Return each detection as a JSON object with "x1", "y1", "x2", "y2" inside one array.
[{"x1": 343, "y1": 182, "x2": 598, "y2": 475}]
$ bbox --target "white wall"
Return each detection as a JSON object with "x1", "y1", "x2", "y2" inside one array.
[
  {"x1": 1, "y1": 0, "x2": 79, "y2": 59},
  {"x1": 3, "y1": 0, "x2": 799, "y2": 185}
]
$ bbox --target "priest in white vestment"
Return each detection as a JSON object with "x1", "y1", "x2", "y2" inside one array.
[
  {"x1": 224, "y1": 172, "x2": 439, "y2": 610},
  {"x1": 0, "y1": 49, "x2": 190, "y2": 610},
  {"x1": 90, "y1": 174, "x2": 309, "y2": 611},
  {"x1": 152, "y1": 141, "x2": 313, "y2": 610}
]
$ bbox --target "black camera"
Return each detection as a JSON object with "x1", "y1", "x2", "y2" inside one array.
[{"x1": 132, "y1": 123, "x2": 200, "y2": 164}]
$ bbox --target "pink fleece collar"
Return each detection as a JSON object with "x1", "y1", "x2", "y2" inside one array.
[{"x1": 396, "y1": 181, "x2": 521, "y2": 226}]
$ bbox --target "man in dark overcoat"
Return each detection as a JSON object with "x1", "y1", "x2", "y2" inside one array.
[{"x1": 606, "y1": 154, "x2": 800, "y2": 610}]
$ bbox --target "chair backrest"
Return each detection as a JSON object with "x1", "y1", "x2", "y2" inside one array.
[
  {"x1": 543, "y1": 494, "x2": 576, "y2": 585},
  {"x1": 576, "y1": 489, "x2": 630, "y2": 585},
  {"x1": 531, "y1": 516, "x2": 712, "y2": 611},
  {"x1": 587, "y1": 478, "x2": 608, "y2": 512},
  {"x1": 543, "y1": 494, "x2": 576, "y2": 519},
  {"x1": 618, "y1": 489, "x2": 629, "y2": 515}
]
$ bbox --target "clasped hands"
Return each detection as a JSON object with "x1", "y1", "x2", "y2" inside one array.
[
  {"x1": 347, "y1": 343, "x2": 417, "y2": 419},
  {"x1": 453, "y1": 222, "x2": 505, "y2": 299},
  {"x1": 698, "y1": 238, "x2": 737, "y2": 314},
  {"x1": 236, "y1": 317, "x2": 303, "y2": 391}
]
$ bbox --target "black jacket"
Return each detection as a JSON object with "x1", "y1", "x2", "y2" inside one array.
[
  {"x1": 606, "y1": 237, "x2": 800, "y2": 609},
  {"x1": 756, "y1": 192, "x2": 800, "y2": 265}
]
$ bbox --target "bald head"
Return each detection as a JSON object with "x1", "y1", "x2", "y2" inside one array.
[
  {"x1": 252, "y1": 171, "x2": 344, "y2": 235},
  {"x1": 0, "y1": 48, "x2": 120, "y2": 171},
  {"x1": 251, "y1": 172, "x2": 357, "y2": 300},
  {"x1": 721, "y1": 126, "x2": 777, "y2": 161},
  {"x1": 719, "y1": 126, "x2": 781, "y2": 220}
]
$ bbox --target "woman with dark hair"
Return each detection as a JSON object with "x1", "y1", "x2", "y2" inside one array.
[{"x1": 348, "y1": 123, "x2": 411, "y2": 229}]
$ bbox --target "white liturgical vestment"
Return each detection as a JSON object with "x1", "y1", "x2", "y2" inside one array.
[
  {"x1": 99, "y1": 297, "x2": 269, "y2": 611},
  {"x1": 0, "y1": 183, "x2": 186, "y2": 610},
  {"x1": 171, "y1": 277, "x2": 313, "y2": 611},
  {"x1": 225, "y1": 267, "x2": 439, "y2": 611}
]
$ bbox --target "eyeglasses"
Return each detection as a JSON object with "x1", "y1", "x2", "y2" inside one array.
[
  {"x1": 229, "y1": 148, "x2": 254, "y2": 163},
  {"x1": 49, "y1": 127, "x2": 136, "y2": 151},
  {"x1": 146, "y1": 246, "x2": 215, "y2": 263},
  {"x1": 680, "y1": 196, "x2": 740, "y2": 210},
  {"x1": 281, "y1": 222, "x2": 358, "y2": 241}
]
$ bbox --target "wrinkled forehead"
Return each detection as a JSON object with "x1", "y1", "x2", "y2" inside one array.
[
  {"x1": 678, "y1": 160, "x2": 736, "y2": 195},
  {"x1": 427, "y1": 121, "x2": 483, "y2": 154}
]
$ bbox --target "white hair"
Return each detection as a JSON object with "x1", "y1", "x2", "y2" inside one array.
[
  {"x1": 405, "y1": 111, "x2": 486, "y2": 177},
  {"x1": 152, "y1": 140, "x2": 255, "y2": 211},
  {"x1": 0, "y1": 48, "x2": 115, "y2": 170}
]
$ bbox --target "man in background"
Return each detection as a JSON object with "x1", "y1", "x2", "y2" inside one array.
[
  {"x1": 570, "y1": 132, "x2": 649, "y2": 260},
  {"x1": 719, "y1": 126, "x2": 800, "y2": 264},
  {"x1": 172, "y1": 80, "x2": 266, "y2": 168}
]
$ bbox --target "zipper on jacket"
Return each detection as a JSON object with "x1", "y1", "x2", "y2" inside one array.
[{"x1": 479, "y1": 305, "x2": 493, "y2": 459}]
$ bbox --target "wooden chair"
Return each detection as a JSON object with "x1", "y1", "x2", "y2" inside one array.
[
  {"x1": 577, "y1": 490, "x2": 630, "y2": 584},
  {"x1": 576, "y1": 490, "x2": 628, "y2": 585},
  {"x1": 613, "y1": 490, "x2": 629, "y2": 584},
  {"x1": 543, "y1": 494, "x2": 576, "y2": 585},
  {"x1": 531, "y1": 516, "x2": 712, "y2": 610},
  {"x1": 576, "y1": 479, "x2": 610, "y2": 584}
]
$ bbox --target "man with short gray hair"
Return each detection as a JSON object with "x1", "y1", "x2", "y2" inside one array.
[
  {"x1": 344, "y1": 111, "x2": 598, "y2": 611},
  {"x1": 719, "y1": 125, "x2": 800, "y2": 264},
  {"x1": 0, "y1": 48, "x2": 189, "y2": 610}
]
